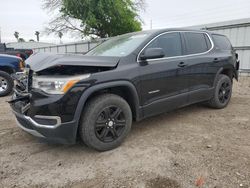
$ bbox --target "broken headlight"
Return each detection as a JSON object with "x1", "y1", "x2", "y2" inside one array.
[{"x1": 32, "y1": 74, "x2": 91, "y2": 94}]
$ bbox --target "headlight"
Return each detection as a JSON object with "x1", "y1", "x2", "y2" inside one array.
[{"x1": 32, "y1": 74, "x2": 91, "y2": 94}]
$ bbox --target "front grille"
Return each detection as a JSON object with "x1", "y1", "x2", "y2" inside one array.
[
  {"x1": 27, "y1": 69, "x2": 33, "y2": 92},
  {"x1": 12, "y1": 69, "x2": 32, "y2": 104}
]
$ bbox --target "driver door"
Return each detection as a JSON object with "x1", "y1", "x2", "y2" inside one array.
[{"x1": 138, "y1": 32, "x2": 189, "y2": 117}]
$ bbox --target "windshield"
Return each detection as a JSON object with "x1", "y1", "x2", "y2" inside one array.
[{"x1": 86, "y1": 33, "x2": 149, "y2": 57}]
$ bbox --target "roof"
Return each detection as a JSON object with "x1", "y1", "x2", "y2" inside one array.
[
  {"x1": 135, "y1": 28, "x2": 216, "y2": 37},
  {"x1": 6, "y1": 42, "x2": 55, "y2": 49},
  {"x1": 0, "y1": 54, "x2": 21, "y2": 60}
]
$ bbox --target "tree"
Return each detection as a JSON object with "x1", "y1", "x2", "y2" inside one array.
[
  {"x1": 58, "y1": 31, "x2": 63, "y2": 39},
  {"x1": 58, "y1": 31, "x2": 63, "y2": 43},
  {"x1": 14, "y1": 31, "x2": 19, "y2": 41},
  {"x1": 18, "y1": 38, "x2": 25, "y2": 42},
  {"x1": 43, "y1": 0, "x2": 144, "y2": 38},
  {"x1": 35, "y1": 31, "x2": 40, "y2": 42}
]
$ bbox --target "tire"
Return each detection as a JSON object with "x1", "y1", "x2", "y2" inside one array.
[
  {"x1": 79, "y1": 94, "x2": 132, "y2": 151},
  {"x1": 0, "y1": 71, "x2": 14, "y2": 97},
  {"x1": 208, "y1": 74, "x2": 232, "y2": 109}
]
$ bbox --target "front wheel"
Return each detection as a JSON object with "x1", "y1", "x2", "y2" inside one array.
[
  {"x1": 208, "y1": 74, "x2": 232, "y2": 109},
  {"x1": 79, "y1": 94, "x2": 132, "y2": 151},
  {"x1": 0, "y1": 71, "x2": 14, "y2": 97}
]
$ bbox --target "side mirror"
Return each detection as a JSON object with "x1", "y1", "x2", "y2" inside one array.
[{"x1": 140, "y1": 48, "x2": 165, "y2": 61}]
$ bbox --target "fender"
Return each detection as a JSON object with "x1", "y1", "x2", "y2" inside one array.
[
  {"x1": 0, "y1": 65, "x2": 16, "y2": 73},
  {"x1": 232, "y1": 66, "x2": 239, "y2": 81},
  {"x1": 73, "y1": 80, "x2": 143, "y2": 126},
  {"x1": 213, "y1": 68, "x2": 224, "y2": 87},
  {"x1": 213, "y1": 66, "x2": 238, "y2": 87}
]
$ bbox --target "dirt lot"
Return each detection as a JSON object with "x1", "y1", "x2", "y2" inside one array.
[{"x1": 0, "y1": 77, "x2": 250, "y2": 188}]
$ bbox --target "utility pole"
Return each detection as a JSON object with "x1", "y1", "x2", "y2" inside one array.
[{"x1": 150, "y1": 19, "x2": 153, "y2": 29}]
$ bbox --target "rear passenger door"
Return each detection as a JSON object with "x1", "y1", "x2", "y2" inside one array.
[{"x1": 181, "y1": 32, "x2": 217, "y2": 103}]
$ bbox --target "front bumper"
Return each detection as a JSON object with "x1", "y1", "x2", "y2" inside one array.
[
  {"x1": 9, "y1": 70, "x2": 90, "y2": 144},
  {"x1": 11, "y1": 106, "x2": 78, "y2": 144}
]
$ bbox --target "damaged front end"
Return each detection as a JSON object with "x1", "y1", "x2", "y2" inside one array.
[
  {"x1": 9, "y1": 66, "x2": 92, "y2": 144},
  {"x1": 9, "y1": 53, "x2": 119, "y2": 144},
  {"x1": 9, "y1": 68, "x2": 32, "y2": 113}
]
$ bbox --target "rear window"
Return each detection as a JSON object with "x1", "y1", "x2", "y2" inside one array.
[
  {"x1": 212, "y1": 34, "x2": 232, "y2": 51},
  {"x1": 184, "y1": 32, "x2": 211, "y2": 55}
]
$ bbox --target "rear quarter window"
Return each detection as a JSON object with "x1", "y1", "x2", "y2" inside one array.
[
  {"x1": 184, "y1": 32, "x2": 211, "y2": 55},
  {"x1": 212, "y1": 34, "x2": 232, "y2": 51}
]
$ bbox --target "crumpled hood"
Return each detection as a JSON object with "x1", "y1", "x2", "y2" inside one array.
[{"x1": 26, "y1": 53, "x2": 120, "y2": 72}]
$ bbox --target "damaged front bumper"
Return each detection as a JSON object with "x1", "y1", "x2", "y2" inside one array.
[
  {"x1": 11, "y1": 105, "x2": 78, "y2": 144},
  {"x1": 9, "y1": 71, "x2": 85, "y2": 144}
]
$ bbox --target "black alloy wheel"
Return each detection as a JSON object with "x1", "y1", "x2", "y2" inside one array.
[
  {"x1": 79, "y1": 94, "x2": 132, "y2": 151},
  {"x1": 208, "y1": 74, "x2": 232, "y2": 109},
  {"x1": 218, "y1": 81, "x2": 231, "y2": 104},
  {"x1": 95, "y1": 106, "x2": 126, "y2": 143}
]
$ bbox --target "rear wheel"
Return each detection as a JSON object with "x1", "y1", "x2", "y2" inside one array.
[
  {"x1": 79, "y1": 94, "x2": 132, "y2": 151},
  {"x1": 208, "y1": 74, "x2": 232, "y2": 109},
  {"x1": 0, "y1": 71, "x2": 14, "y2": 97}
]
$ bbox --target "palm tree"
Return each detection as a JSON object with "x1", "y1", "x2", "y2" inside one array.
[
  {"x1": 35, "y1": 31, "x2": 40, "y2": 42},
  {"x1": 58, "y1": 31, "x2": 63, "y2": 44},
  {"x1": 14, "y1": 31, "x2": 19, "y2": 42},
  {"x1": 18, "y1": 38, "x2": 25, "y2": 42}
]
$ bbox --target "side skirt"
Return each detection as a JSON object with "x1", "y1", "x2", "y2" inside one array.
[{"x1": 141, "y1": 88, "x2": 214, "y2": 120}]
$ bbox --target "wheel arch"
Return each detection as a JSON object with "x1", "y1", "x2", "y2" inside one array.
[
  {"x1": 213, "y1": 67, "x2": 238, "y2": 87},
  {"x1": 74, "y1": 81, "x2": 142, "y2": 126},
  {"x1": 0, "y1": 66, "x2": 15, "y2": 74}
]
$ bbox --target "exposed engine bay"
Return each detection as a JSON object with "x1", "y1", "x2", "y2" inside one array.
[{"x1": 36, "y1": 65, "x2": 114, "y2": 76}]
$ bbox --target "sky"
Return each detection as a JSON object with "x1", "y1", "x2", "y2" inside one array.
[{"x1": 1, "y1": 0, "x2": 250, "y2": 44}]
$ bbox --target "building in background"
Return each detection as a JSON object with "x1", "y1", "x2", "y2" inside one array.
[{"x1": 7, "y1": 41, "x2": 55, "y2": 50}]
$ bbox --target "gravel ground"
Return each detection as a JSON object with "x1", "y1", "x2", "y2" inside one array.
[{"x1": 0, "y1": 77, "x2": 249, "y2": 188}]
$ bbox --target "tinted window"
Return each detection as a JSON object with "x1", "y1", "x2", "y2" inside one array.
[
  {"x1": 184, "y1": 32, "x2": 210, "y2": 54},
  {"x1": 212, "y1": 34, "x2": 232, "y2": 50},
  {"x1": 146, "y1": 32, "x2": 182, "y2": 57}
]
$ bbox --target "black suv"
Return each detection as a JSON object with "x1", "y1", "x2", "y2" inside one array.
[{"x1": 10, "y1": 29, "x2": 239, "y2": 151}]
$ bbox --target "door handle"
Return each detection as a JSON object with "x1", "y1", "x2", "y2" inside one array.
[
  {"x1": 213, "y1": 58, "x2": 220, "y2": 63},
  {"x1": 178, "y1": 62, "x2": 187, "y2": 67}
]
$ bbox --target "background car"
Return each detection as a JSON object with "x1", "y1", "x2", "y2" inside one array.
[
  {"x1": 0, "y1": 43, "x2": 29, "y2": 60},
  {"x1": 0, "y1": 54, "x2": 25, "y2": 96}
]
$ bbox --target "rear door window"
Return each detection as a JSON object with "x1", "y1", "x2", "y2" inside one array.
[
  {"x1": 146, "y1": 32, "x2": 183, "y2": 57},
  {"x1": 212, "y1": 34, "x2": 232, "y2": 51},
  {"x1": 184, "y1": 32, "x2": 211, "y2": 55}
]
